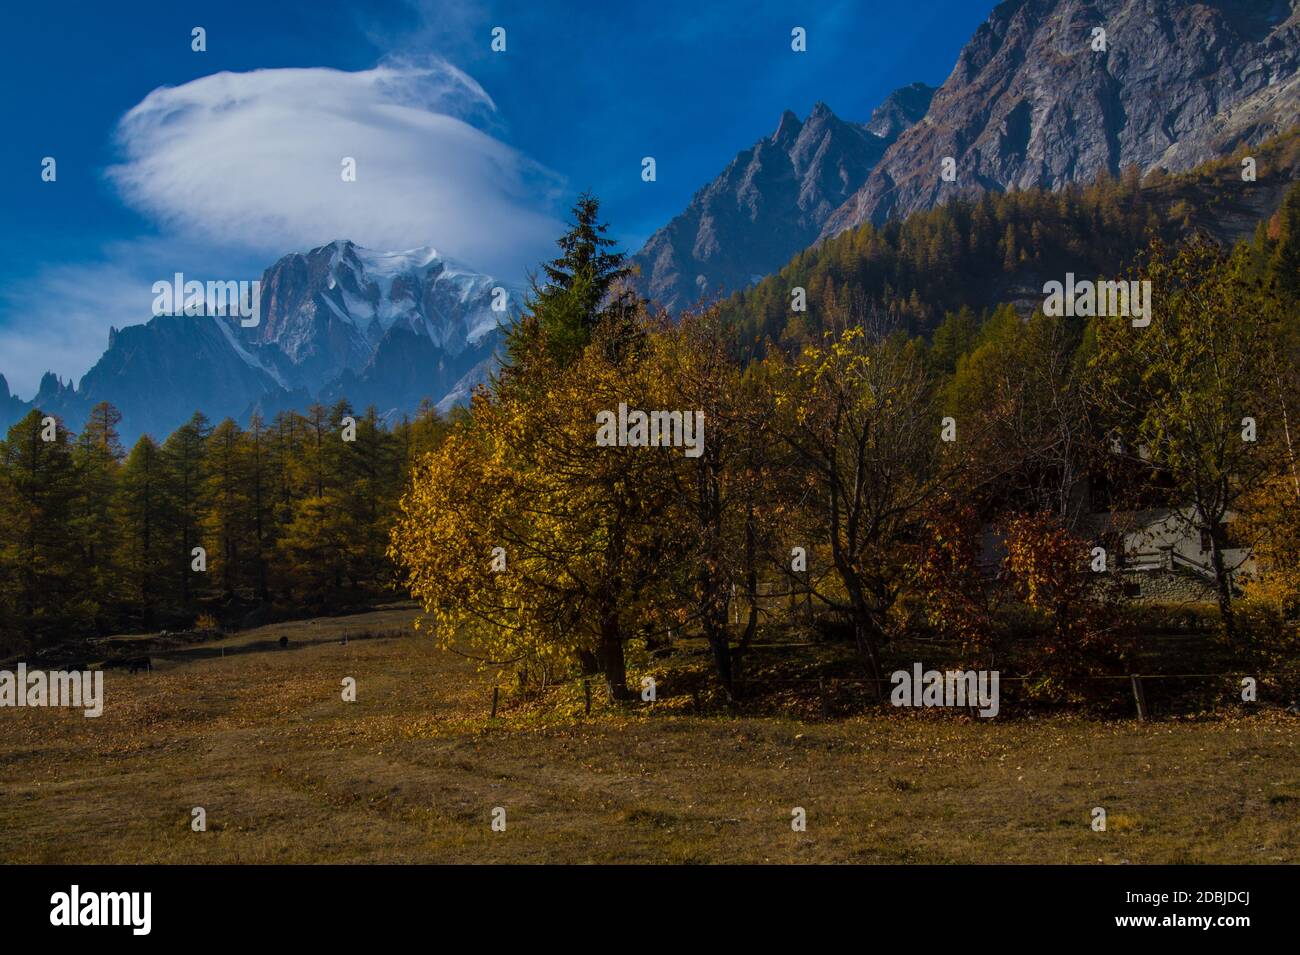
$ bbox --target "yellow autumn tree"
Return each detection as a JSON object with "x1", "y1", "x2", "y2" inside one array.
[
  {"x1": 1087, "y1": 236, "x2": 1289, "y2": 639},
  {"x1": 1239, "y1": 474, "x2": 1300, "y2": 612},
  {"x1": 639, "y1": 308, "x2": 781, "y2": 698},
  {"x1": 771, "y1": 320, "x2": 956, "y2": 693},
  {"x1": 389, "y1": 318, "x2": 675, "y2": 699}
]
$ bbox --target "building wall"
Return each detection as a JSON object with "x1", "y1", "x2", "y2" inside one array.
[
  {"x1": 1109, "y1": 568, "x2": 1220, "y2": 604},
  {"x1": 1107, "y1": 507, "x2": 1255, "y2": 578}
]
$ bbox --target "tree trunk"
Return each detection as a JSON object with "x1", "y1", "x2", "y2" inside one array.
[
  {"x1": 733, "y1": 507, "x2": 760, "y2": 682},
  {"x1": 706, "y1": 632, "x2": 735, "y2": 702},
  {"x1": 701, "y1": 599, "x2": 735, "y2": 701},
  {"x1": 595, "y1": 619, "x2": 633, "y2": 700},
  {"x1": 1207, "y1": 532, "x2": 1237, "y2": 640},
  {"x1": 852, "y1": 612, "x2": 886, "y2": 702}
]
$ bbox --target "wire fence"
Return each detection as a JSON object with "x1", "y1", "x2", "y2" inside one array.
[{"x1": 487, "y1": 660, "x2": 1300, "y2": 720}]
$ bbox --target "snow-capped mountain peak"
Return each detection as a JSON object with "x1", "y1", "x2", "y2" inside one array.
[{"x1": 250, "y1": 239, "x2": 522, "y2": 390}]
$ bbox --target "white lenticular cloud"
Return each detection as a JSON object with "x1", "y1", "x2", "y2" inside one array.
[{"x1": 106, "y1": 60, "x2": 563, "y2": 279}]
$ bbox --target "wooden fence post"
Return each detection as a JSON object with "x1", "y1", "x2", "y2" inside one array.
[
  {"x1": 490, "y1": 685, "x2": 499, "y2": 719},
  {"x1": 1130, "y1": 674, "x2": 1148, "y2": 721},
  {"x1": 583, "y1": 679, "x2": 592, "y2": 716}
]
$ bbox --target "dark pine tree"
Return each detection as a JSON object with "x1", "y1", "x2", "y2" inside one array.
[{"x1": 502, "y1": 192, "x2": 634, "y2": 375}]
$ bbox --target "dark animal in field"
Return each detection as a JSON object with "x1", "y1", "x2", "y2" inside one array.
[
  {"x1": 278, "y1": 636, "x2": 288, "y2": 648},
  {"x1": 126, "y1": 656, "x2": 152, "y2": 674}
]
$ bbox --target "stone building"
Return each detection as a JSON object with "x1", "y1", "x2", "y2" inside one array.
[
  {"x1": 979, "y1": 507, "x2": 1254, "y2": 604},
  {"x1": 1086, "y1": 507, "x2": 1253, "y2": 604}
]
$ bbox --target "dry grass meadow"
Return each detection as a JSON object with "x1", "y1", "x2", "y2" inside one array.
[{"x1": 1, "y1": 602, "x2": 1297, "y2": 864}]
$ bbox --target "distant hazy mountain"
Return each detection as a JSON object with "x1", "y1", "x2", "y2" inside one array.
[
  {"x1": 1, "y1": 241, "x2": 522, "y2": 443},
  {"x1": 0, "y1": 376, "x2": 24, "y2": 425},
  {"x1": 820, "y1": 0, "x2": 1300, "y2": 236},
  {"x1": 630, "y1": 86, "x2": 935, "y2": 311}
]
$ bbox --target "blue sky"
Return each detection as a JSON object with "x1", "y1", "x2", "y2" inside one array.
[{"x1": 0, "y1": 0, "x2": 993, "y2": 397}]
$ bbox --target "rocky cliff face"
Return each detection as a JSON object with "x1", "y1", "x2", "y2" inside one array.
[
  {"x1": 821, "y1": 0, "x2": 1300, "y2": 236},
  {"x1": 631, "y1": 86, "x2": 934, "y2": 311}
]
